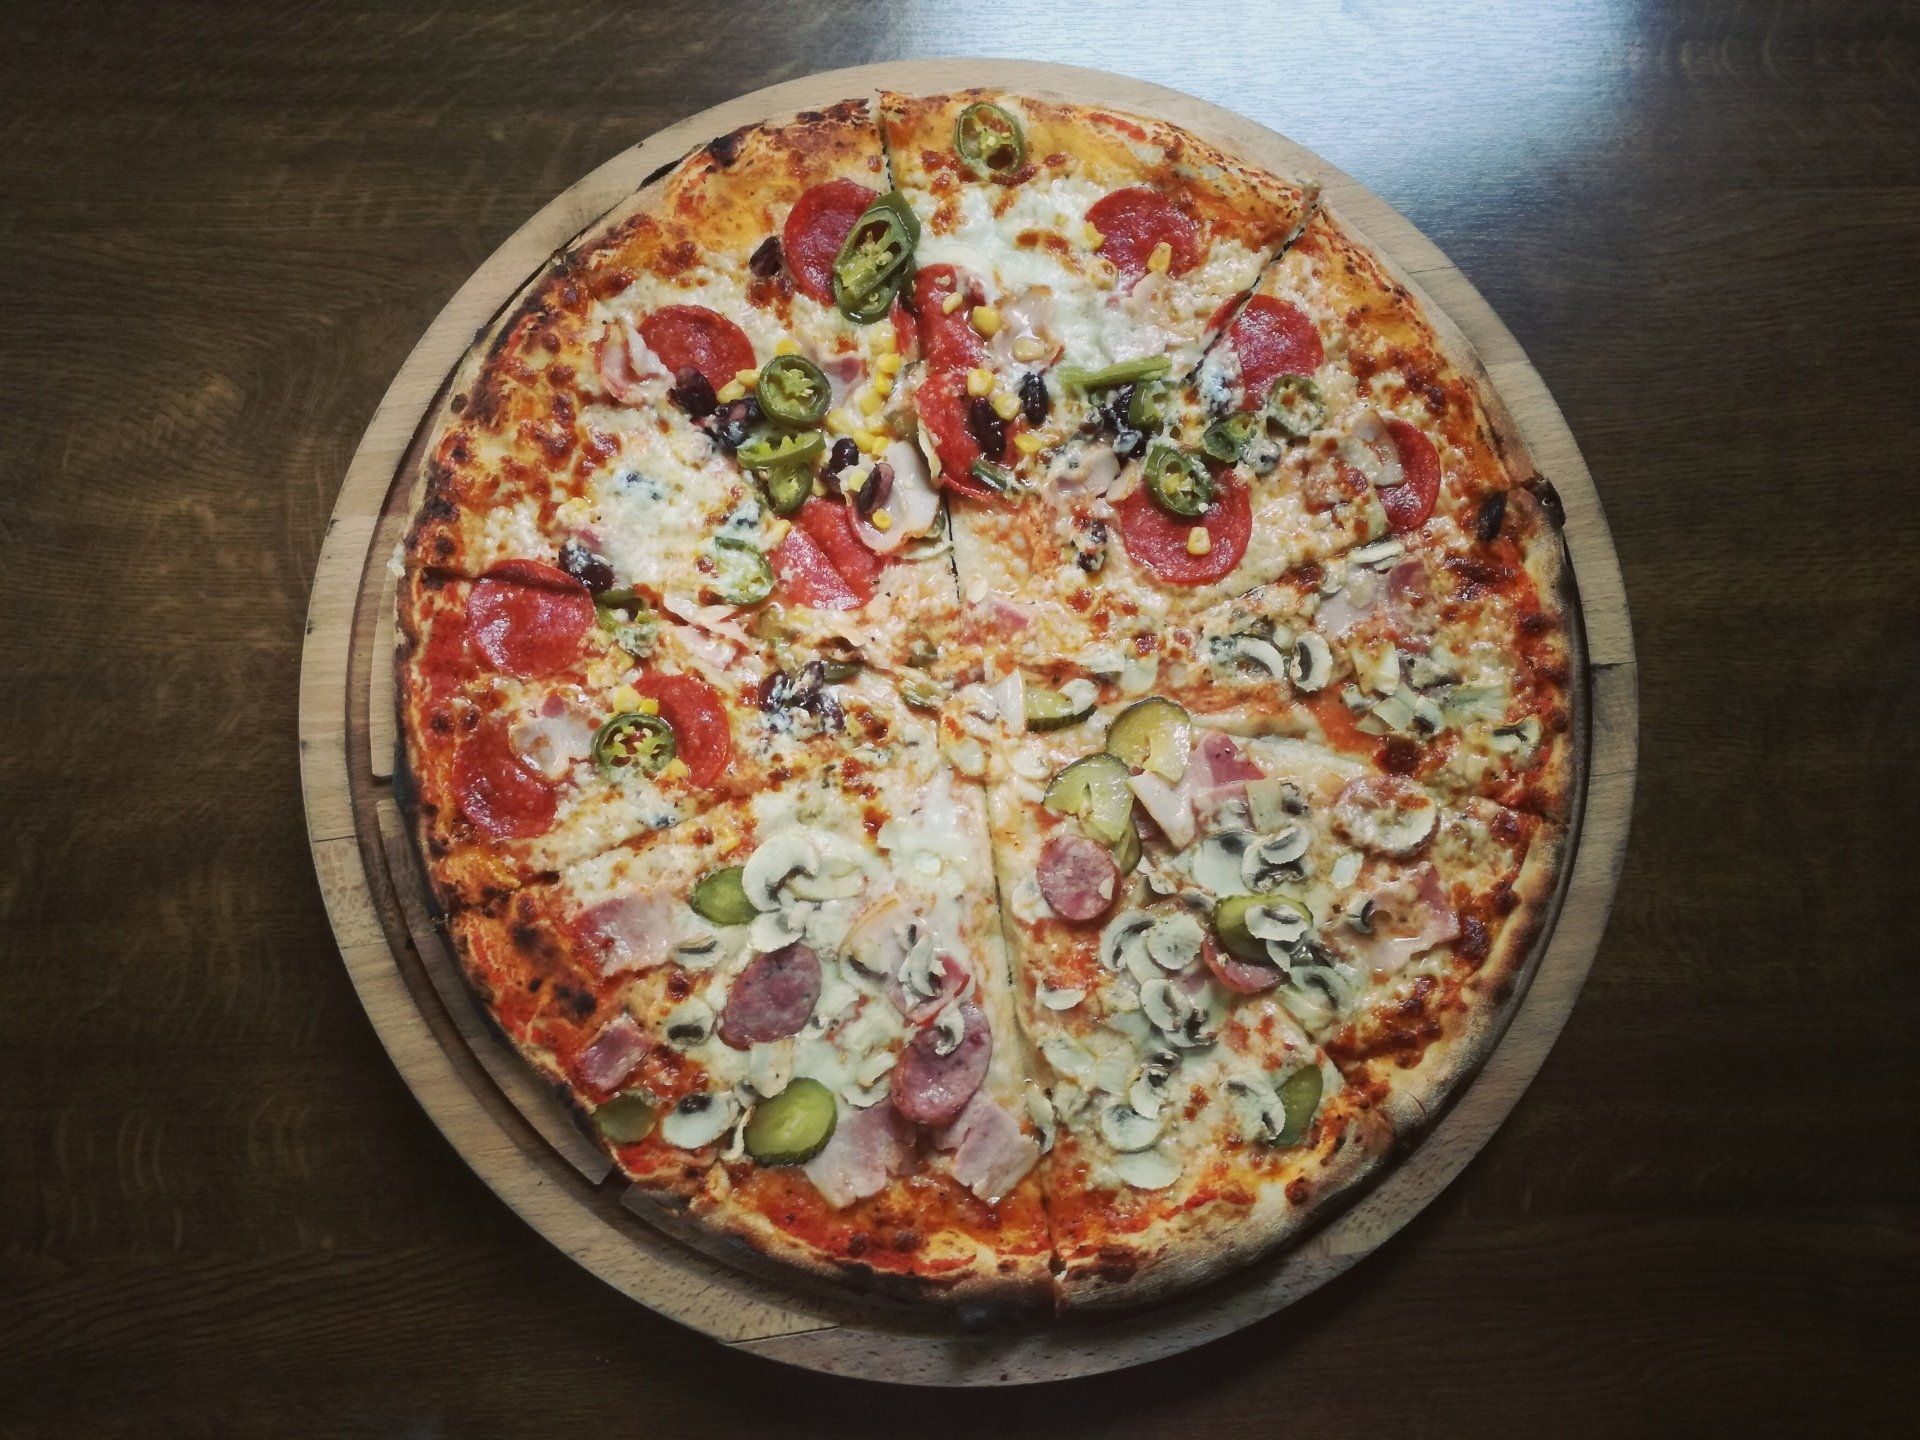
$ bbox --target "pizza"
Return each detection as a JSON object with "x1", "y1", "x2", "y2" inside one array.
[{"x1": 394, "y1": 91, "x2": 1577, "y2": 1313}]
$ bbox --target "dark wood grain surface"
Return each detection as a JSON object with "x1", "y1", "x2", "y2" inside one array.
[{"x1": 3, "y1": 1, "x2": 1916, "y2": 1432}]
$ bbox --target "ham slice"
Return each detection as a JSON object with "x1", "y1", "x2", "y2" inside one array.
[
  {"x1": 804, "y1": 1098, "x2": 915, "y2": 1208},
  {"x1": 936, "y1": 1095, "x2": 1040, "y2": 1205},
  {"x1": 570, "y1": 890, "x2": 679, "y2": 976},
  {"x1": 595, "y1": 316, "x2": 661, "y2": 405},
  {"x1": 576, "y1": 1014, "x2": 649, "y2": 1093},
  {"x1": 1343, "y1": 864, "x2": 1459, "y2": 976}
]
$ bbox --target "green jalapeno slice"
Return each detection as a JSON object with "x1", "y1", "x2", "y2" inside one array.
[
  {"x1": 1263, "y1": 373, "x2": 1326, "y2": 438},
  {"x1": 736, "y1": 428, "x2": 825, "y2": 474},
  {"x1": 593, "y1": 711, "x2": 676, "y2": 777},
  {"x1": 832, "y1": 191, "x2": 920, "y2": 323},
  {"x1": 755, "y1": 354, "x2": 831, "y2": 426},
  {"x1": 1200, "y1": 413, "x2": 1255, "y2": 464},
  {"x1": 711, "y1": 536, "x2": 776, "y2": 606},
  {"x1": 1127, "y1": 378, "x2": 1169, "y2": 432},
  {"x1": 953, "y1": 101, "x2": 1026, "y2": 179},
  {"x1": 1143, "y1": 443, "x2": 1215, "y2": 518}
]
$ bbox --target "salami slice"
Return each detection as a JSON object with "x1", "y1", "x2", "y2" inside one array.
[
  {"x1": 636, "y1": 305, "x2": 755, "y2": 392},
  {"x1": 1376, "y1": 420, "x2": 1441, "y2": 532},
  {"x1": 782, "y1": 177, "x2": 876, "y2": 306},
  {"x1": 467, "y1": 561, "x2": 593, "y2": 678},
  {"x1": 771, "y1": 523, "x2": 863, "y2": 610},
  {"x1": 1087, "y1": 187, "x2": 1203, "y2": 285},
  {"x1": 1202, "y1": 942, "x2": 1284, "y2": 995},
  {"x1": 891, "y1": 1001, "x2": 992, "y2": 1128},
  {"x1": 911, "y1": 264, "x2": 988, "y2": 372},
  {"x1": 718, "y1": 943, "x2": 822, "y2": 1049},
  {"x1": 914, "y1": 367, "x2": 1001, "y2": 497},
  {"x1": 1036, "y1": 833, "x2": 1120, "y2": 922},
  {"x1": 1227, "y1": 296, "x2": 1324, "y2": 409},
  {"x1": 452, "y1": 715, "x2": 557, "y2": 839},
  {"x1": 793, "y1": 497, "x2": 882, "y2": 602}
]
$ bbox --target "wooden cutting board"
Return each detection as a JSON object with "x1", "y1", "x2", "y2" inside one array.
[{"x1": 298, "y1": 59, "x2": 1637, "y2": 1385}]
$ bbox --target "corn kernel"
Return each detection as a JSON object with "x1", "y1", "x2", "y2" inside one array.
[
  {"x1": 826, "y1": 408, "x2": 855, "y2": 435},
  {"x1": 636, "y1": 697, "x2": 660, "y2": 716},
  {"x1": 872, "y1": 509, "x2": 893, "y2": 532},
  {"x1": 767, "y1": 519, "x2": 791, "y2": 545},
  {"x1": 611, "y1": 685, "x2": 642, "y2": 712},
  {"x1": 991, "y1": 389, "x2": 1021, "y2": 421},
  {"x1": 856, "y1": 429, "x2": 887, "y2": 455},
  {"x1": 715, "y1": 379, "x2": 746, "y2": 404},
  {"x1": 970, "y1": 305, "x2": 1002, "y2": 337},
  {"x1": 966, "y1": 367, "x2": 995, "y2": 398},
  {"x1": 1083, "y1": 221, "x2": 1104, "y2": 248},
  {"x1": 774, "y1": 338, "x2": 801, "y2": 356},
  {"x1": 663, "y1": 758, "x2": 690, "y2": 780},
  {"x1": 1186, "y1": 527, "x2": 1213, "y2": 556},
  {"x1": 1012, "y1": 335, "x2": 1048, "y2": 363},
  {"x1": 942, "y1": 290, "x2": 967, "y2": 314},
  {"x1": 875, "y1": 325, "x2": 898, "y2": 353},
  {"x1": 875, "y1": 351, "x2": 904, "y2": 376},
  {"x1": 1146, "y1": 241, "x2": 1173, "y2": 274},
  {"x1": 734, "y1": 367, "x2": 759, "y2": 386},
  {"x1": 858, "y1": 388, "x2": 886, "y2": 416},
  {"x1": 1014, "y1": 431, "x2": 1046, "y2": 456}
]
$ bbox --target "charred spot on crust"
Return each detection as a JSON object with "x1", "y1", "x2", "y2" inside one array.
[
  {"x1": 1530, "y1": 476, "x2": 1566, "y2": 527},
  {"x1": 704, "y1": 127, "x2": 746, "y2": 168},
  {"x1": 640, "y1": 149, "x2": 688, "y2": 189},
  {"x1": 1457, "y1": 915, "x2": 1491, "y2": 961}
]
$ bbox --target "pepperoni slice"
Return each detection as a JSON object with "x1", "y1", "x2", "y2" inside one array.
[
  {"x1": 636, "y1": 306, "x2": 755, "y2": 393},
  {"x1": 452, "y1": 715, "x2": 557, "y2": 839},
  {"x1": 911, "y1": 264, "x2": 988, "y2": 372},
  {"x1": 771, "y1": 525, "x2": 862, "y2": 610},
  {"x1": 782, "y1": 178, "x2": 877, "y2": 306},
  {"x1": 1227, "y1": 296, "x2": 1323, "y2": 409},
  {"x1": 891, "y1": 1001, "x2": 992, "y2": 1128},
  {"x1": 1376, "y1": 419, "x2": 1441, "y2": 532},
  {"x1": 914, "y1": 367, "x2": 1000, "y2": 498},
  {"x1": 1202, "y1": 941, "x2": 1284, "y2": 995},
  {"x1": 467, "y1": 561, "x2": 594, "y2": 678},
  {"x1": 794, "y1": 497, "x2": 881, "y2": 602},
  {"x1": 717, "y1": 943, "x2": 822, "y2": 1048},
  {"x1": 1116, "y1": 472, "x2": 1252, "y2": 585},
  {"x1": 1087, "y1": 187, "x2": 1204, "y2": 286},
  {"x1": 890, "y1": 295, "x2": 919, "y2": 358},
  {"x1": 1037, "y1": 833, "x2": 1120, "y2": 923},
  {"x1": 631, "y1": 672, "x2": 730, "y2": 788}
]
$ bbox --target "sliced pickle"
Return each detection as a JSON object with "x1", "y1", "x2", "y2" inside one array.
[
  {"x1": 1105, "y1": 697, "x2": 1192, "y2": 782},
  {"x1": 743, "y1": 1077, "x2": 838, "y2": 1165},
  {"x1": 690, "y1": 866, "x2": 756, "y2": 926},
  {"x1": 593, "y1": 1093, "x2": 657, "y2": 1145},
  {"x1": 1042, "y1": 754, "x2": 1135, "y2": 847},
  {"x1": 1272, "y1": 1065, "x2": 1323, "y2": 1147},
  {"x1": 1024, "y1": 682, "x2": 1095, "y2": 732}
]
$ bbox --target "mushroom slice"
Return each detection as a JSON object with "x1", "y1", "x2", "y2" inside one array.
[
  {"x1": 1344, "y1": 894, "x2": 1377, "y2": 934},
  {"x1": 749, "y1": 906, "x2": 806, "y2": 953},
  {"x1": 1349, "y1": 536, "x2": 1406, "y2": 571},
  {"x1": 1225, "y1": 1073, "x2": 1287, "y2": 1144},
  {"x1": 1291, "y1": 632, "x2": 1333, "y2": 692},
  {"x1": 1281, "y1": 961, "x2": 1357, "y2": 1032},
  {"x1": 1230, "y1": 634, "x2": 1290, "y2": 682},
  {"x1": 1037, "y1": 983, "x2": 1086, "y2": 1011},
  {"x1": 1111, "y1": 1147, "x2": 1182, "y2": 1191},
  {"x1": 662, "y1": 996, "x2": 715, "y2": 1047},
  {"x1": 1491, "y1": 715, "x2": 1543, "y2": 755},
  {"x1": 844, "y1": 897, "x2": 914, "y2": 978},
  {"x1": 1100, "y1": 910, "x2": 1157, "y2": 972},
  {"x1": 741, "y1": 831, "x2": 820, "y2": 911},
  {"x1": 659, "y1": 1092, "x2": 739, "y2": 1150},
  {"x1": 1191, "y1": 829, "x2": 1256, "y2": 897},
  {"x1": 897, "y1": 930, "x2": 944, "y2": 1001},
  {"x1": 1340, "y1": 410, "x2": 1405, "y2": 491},
  {"x1": 1242, "y1": 827, "x2": 1310, "y2": 889},
  {"x1": 930, "y1": 1001, "x2": 967, "y2": 1057},
  {"x1": 1247, "y1": 899, "x2": 1312, "y2": 951},
  {"x1": 1128, "y1": 1069, "x2": 1169, "y2": 1121},
  {"x1": 746, "y1": 1039, "x2": 794, "y2": 1099},
  {"x1": 1025, "y1": 1083, "x2": 1058, "y2": 1154},
  {"x1": 1098, "y1": 1101, "x2": 1165, "y2": 1153},
  {"x1": 1145, "y1": 912, "x2": 1206, "y2": 972},
  {"x1": 1139, "y1": 978, "x2": 1197, "y2": 1036},
  {"x1": 671, "y1": 931, "x2": 725, "y2": 971},
  {"x1": 1040, "y1": 1034, "x2": 1095, "y2": 1080}
]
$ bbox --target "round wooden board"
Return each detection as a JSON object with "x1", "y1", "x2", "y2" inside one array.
[{"x1": 299, "y1": 60, "x2": 1637, "y2": 1385}]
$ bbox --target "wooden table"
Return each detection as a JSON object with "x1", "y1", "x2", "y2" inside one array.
[{"x1": 2, "y1": 1, "x2": 1914, "y2": 1431}]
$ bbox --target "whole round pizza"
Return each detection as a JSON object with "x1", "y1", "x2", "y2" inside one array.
[{"x1": 396, "y1": 91, "x2": 1575, "y2": 1313}]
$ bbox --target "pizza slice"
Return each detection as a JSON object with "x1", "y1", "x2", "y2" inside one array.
[
  {"x1": 448, "y1": 749, "x2": 1052, "y2": 1304},
  {"x1": 397, "y1": 563, "x2": 953, "y2": 909},
  {"x1": 967, "y1": 679, "x2": 1559, "y2": 1305},
  {"x1": 402, "y1": 100, "x2": 958, "y2": 649},
  {"x1": 972, "y1": 483, "x2": 1574, "y2": 821}
]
